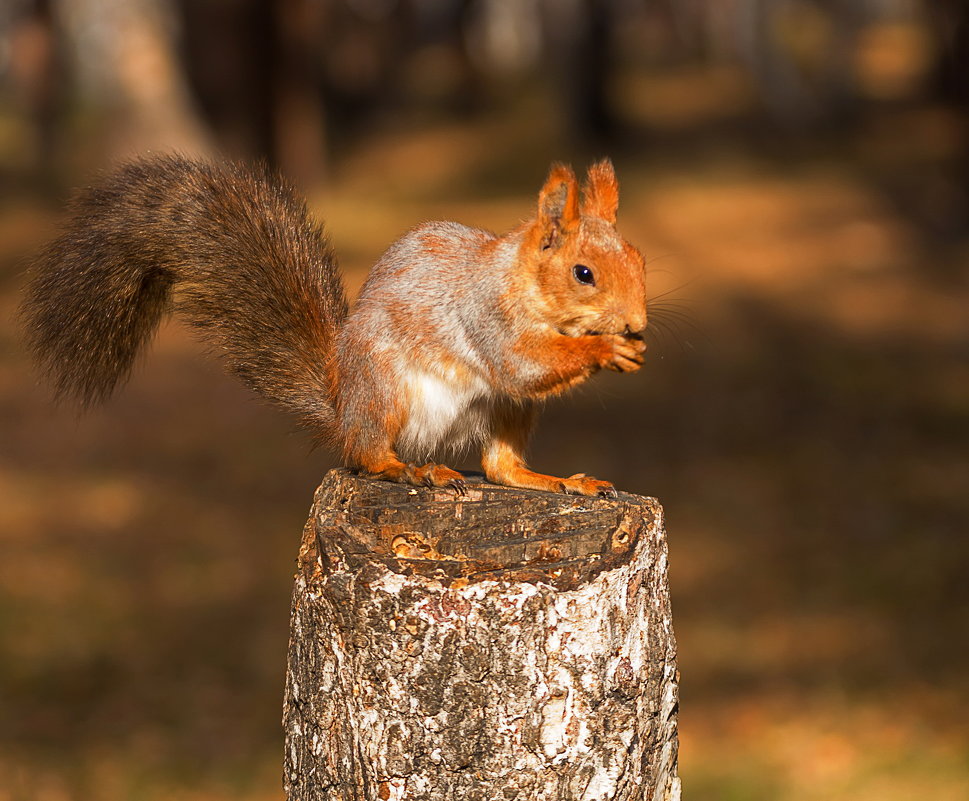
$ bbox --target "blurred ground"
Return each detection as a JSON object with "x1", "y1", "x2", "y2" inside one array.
[{"x1": 2, "y1": 57, "x2": 969, "y2": 801}]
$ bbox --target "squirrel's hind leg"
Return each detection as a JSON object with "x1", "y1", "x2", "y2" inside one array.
[
  {"x1": 482, "y1": 402, "x2": 618, "y2": 497},
  {"x1": 357, "y1": 450, "x2": 467, "y2": 494},
  {"x1": 338, "y1": 369, "x2": 467, "y2": 493}
]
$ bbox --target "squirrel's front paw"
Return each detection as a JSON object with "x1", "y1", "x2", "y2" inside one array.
[{"x1": 599, "y1": 334, "x2": 646, "y2": 373}]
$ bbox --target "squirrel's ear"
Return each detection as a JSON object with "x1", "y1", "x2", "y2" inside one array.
[
  {"x1": 537, "y1": 163, "x2": 579, "y2": 249},
  {"x1": 581, "y1": 159, "x2": 619, "y2": 224}
]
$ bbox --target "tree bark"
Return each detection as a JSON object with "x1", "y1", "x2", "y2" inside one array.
[{"x1": 283, "y1": 469, "x2": 680, "y2": 801}]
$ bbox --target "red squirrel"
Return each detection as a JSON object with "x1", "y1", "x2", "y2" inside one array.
[{"x1": 21, "y1": 157, "x2": 647, "y2": 496}]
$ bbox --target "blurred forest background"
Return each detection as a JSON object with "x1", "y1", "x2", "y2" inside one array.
[{"x1": 1, "y1": 0, "x2": 968, "y2": 799}]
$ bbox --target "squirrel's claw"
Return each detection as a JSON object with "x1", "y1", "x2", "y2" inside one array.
[{"x1": 412, "y1": 462, "x2": 467, "y2": 494}]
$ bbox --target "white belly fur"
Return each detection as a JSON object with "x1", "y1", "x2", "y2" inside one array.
[{"x1": 396, "y1": 368, "x2": 491, "y2": 461}]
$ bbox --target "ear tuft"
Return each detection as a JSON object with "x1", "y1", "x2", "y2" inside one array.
[
  {"x1": 537, "y1": 163, "x2": 579, "y2": 249},
  {"x1": 582, "y1": 159, "x2": 619, "y2": 224}
]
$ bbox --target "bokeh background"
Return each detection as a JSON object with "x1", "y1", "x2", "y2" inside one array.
[{"x1": 1, "y1": 1, "x2": 968, "y2": 799}]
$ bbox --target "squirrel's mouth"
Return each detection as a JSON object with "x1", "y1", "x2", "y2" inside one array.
[
  {"x1": 557, "y1": 325, "x2": 627, "y2": 338},
  {"x1": 556, "y1": 324, "x2": 593, "y2": 337},
  {"x1": 557, "y1": 316, "x2": 602, "y2": 337},
  {"x1": 557, "y1": 313, "x2": 632, "y2": 338}
]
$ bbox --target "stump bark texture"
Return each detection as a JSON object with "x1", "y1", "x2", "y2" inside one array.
[{"x1": 283, "y1": 470, "x2": 679, "y2": 801}]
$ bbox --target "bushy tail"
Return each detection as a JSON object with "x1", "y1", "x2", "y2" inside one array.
[{"x1": 20, "y1": 156, "x2": 348, "y2": 441}]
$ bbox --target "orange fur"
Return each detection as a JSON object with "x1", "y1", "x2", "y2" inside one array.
[
  {"x1": 581, "y1": 159, "x2": 620, "y2": 223},
  {"x1": 537, "y1": 164, "x2": 581, "y2": 248}
]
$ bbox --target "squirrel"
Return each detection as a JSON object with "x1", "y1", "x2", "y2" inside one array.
[{"x1": 20, "y1": 156, "x2": 648, "y2": 496}]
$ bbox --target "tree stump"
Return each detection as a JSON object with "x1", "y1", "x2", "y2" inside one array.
[{"x1": 283, "y1": 469, "x2": 679, "y2": 801}]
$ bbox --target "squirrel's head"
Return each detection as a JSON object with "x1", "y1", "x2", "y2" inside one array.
[{"x1": 522, "y1": 160, "x2": 647, "y2": 339}]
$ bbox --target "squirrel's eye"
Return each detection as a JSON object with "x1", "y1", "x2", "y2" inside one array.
[{"x1": 573, "y1": 264, "x2": 595, "y2": 286}]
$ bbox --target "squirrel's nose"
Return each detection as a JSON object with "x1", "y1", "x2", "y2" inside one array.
[{"x1": 624, "y1": 314, "x2": 647, "y2": 337}]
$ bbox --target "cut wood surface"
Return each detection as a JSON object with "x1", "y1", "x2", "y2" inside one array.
[{"x1": 283, "y1": 469, "x2": 679, "y2": 800}]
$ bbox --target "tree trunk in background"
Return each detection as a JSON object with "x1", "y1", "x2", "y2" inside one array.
[
  {"x1": 55, "y1": 0, "x2": 212, "y2": 160},
  {"x1": 543, "y1": 0, "x2": 616, "y2": 144},
  {"x1": 283, "y1": 470, "x2": 680, "y2": 801},
  {"x1": 5, "y1": 0, "x2": 66, "y2": 180},
  {"x1": 177, "y1": 0, "x2": 329, "y2": 182},
  {"x1": 272, "y1": 0, "x2": 328, "y2": 185},
  {"x1": 931, "y1": 0, "x2": 969, "y2": 219}
]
